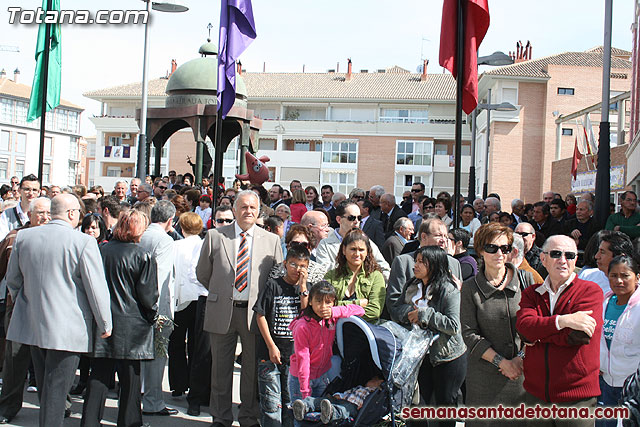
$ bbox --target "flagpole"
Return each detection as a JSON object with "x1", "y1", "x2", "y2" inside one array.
[
  {"x1": 213, "y1": 99, "x2": 224, "y2": 206},
  {"x1": 452, "y1": 0, "x2": 466, "y2": 228},
  {"x1": 595, "y1": 0, "x2": 612, "y2": 228},
  {"x1": 37, "y1": 0, "x2": 53, "y2": 186}
]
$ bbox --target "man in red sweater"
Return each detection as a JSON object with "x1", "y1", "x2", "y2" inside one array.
[{"x1": 517, "y1": 235, "x2": 603, "y2": 426}]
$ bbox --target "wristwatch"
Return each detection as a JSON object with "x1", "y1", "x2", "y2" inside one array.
[
  {"x1": 517, "y1": 349, "x2": 525, "y2": 359},
  {"x1": 299, "y1": 290, "x2": 309, "y2": 297},
  {"x1": 491, "y1": 353, "x2": 504, "y2": 368}
]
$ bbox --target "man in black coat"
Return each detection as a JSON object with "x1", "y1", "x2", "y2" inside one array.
[
  {"x1": 358, "y1": 199, "x2": 385, "y2": 249},
  {"x1": 530, "y1": 201, "x2": 562, "y2": 248},
  {"x1": 379, "y1": 193, "x2": 408, "y2": 237},
  {"x1": 563, "y1": 200, "x2": 600, "y2": 253}
]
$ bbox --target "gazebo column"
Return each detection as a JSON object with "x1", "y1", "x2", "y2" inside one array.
[
  {"x1": 195, "y1": 138, "x2": 204, "y2": 184},
  {"x1": 154, "y1": 140, "x2": 162, "y2": 177},
  {"x1": 239, "y1": 122, "x2": 251, "y2": 175}
]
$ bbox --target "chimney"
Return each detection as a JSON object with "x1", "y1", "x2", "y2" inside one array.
[
  {"x1": 513, "y1": 40, "x2": 533, "y2": 63},
  {"x1": 13, "y1": 68, "x2": 19, "y2": 83},
  {"x1": 237, "y1": 60, "x2": 242, "y2": 75},
  {"x1": 421, "y1": 59, "x2": 429, "y2": 81},
  {"x1": 169, "y1": 59, "x2": 177, "y2": 77},
  {"x1": 0, "y1": 69, "x2": 5, "y2": 79},
  {"x1": 336, "y1": 62, "x2": 339, "y2": 73},
  {"x1": 346, "y1": 58, "x2": 352, "y2": 81}
]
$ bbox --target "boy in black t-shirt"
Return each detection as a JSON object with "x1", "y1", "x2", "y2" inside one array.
[{"x1": 254, "y1": 245, "x2": 310, "y2": 427}]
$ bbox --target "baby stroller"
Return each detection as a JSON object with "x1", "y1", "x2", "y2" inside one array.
[{"x1": 300, "y1": 316, "x2": 435, "y2": 427}]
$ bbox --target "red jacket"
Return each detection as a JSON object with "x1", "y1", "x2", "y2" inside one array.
[{"x1": 516, "y1": 276, "x2": 603, "y2": 403}]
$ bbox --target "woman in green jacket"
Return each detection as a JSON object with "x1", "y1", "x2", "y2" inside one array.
[{"x1": 324, "y1": 229, "x2": 386, "y2": 323}]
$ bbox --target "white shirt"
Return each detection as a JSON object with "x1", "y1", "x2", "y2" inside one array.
[
  {"x1": 233, "y1": 222, "x2": 255, "y2": 301},
  {"x1": 535, "y1": 272, "x2": 576, "y2": 329},
  {"x1": 412, "y1": 281, "x2": 431, "y2": 308},
  {"x1": 195, "y1": 206, "x2": 212, "y2": 227},
  {"x1": 0, "y1": 202, "x2": 28, "y2": 240},
  {"x1": 174, "y1": 235, "x2": 207, "y2": 311},
  {"x1": 578, "y1": 267, "x2": 610, "y2": 295}
]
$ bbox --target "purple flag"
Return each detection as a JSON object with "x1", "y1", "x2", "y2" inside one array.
[{"x1": 217, "y1": 0, "x2": 256, "y2": 118}]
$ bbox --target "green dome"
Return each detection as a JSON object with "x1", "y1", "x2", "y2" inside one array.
[
  {"x1": 166, "y1": 57, "x2": 218, "y2": 94},
  {"x1": 199, "y1": 40, "x2": 217, "y2": 56}
]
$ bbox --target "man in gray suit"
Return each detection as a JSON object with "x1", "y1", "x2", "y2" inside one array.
[
  {"x1": 5, "y1": 194, "x2": 112, "y2": 427},
  {"x1": 197, "y1": 190, "x2": 283, "y2": 427},
  {"x1": 382, "y1": 217, "x2": 414, "y2": 265},
  {"x1": 386, "y1": 217, "x2": 462, "y2": 322},
  {"x1": 138, "y1": 201, "x2": 177, "y2": 416}
]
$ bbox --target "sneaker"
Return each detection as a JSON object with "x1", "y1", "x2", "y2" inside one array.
[
  {"x1": 320, "y1": 399, "x2": 333, "y2": 425},
  {"x1": 26, "y1": 385, "x2": 37, "y2": 393},
  {"x1": 292, "y1": 399, "x2": 307, "y2": 421}
]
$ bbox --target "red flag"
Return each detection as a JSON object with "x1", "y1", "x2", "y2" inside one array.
[
  {"x1": 439, "y1": 0, "x2": 490, "y2": 114},
  {"x1": 571, "y1": 136, "x2": 583, "y2": 179}
]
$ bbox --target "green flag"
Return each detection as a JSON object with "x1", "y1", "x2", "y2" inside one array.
[{"x1": 27, "y1": 0, "x2": 61, "y2": 122}]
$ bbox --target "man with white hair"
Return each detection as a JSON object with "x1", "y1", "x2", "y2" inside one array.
[
  {"x1": 379, "y1": 193, "x2": 407, "y2": 236},
  {"x1": 0, "y1": 197, "x2": 51, "y2": 423},
  {"x1": 542, "y1": 191, "x2": 555, "y2": 204},
  {"x1": 511, "y1": 199, "x2": 525, "y2": 225},
  {"x1": 127, "y1": 178, "x2": 141, "y2": 204},
  {"x1": 562, "y1": 200, "x2": 599, "y2": 256},
  {"x1": 509, "y1": 233, "x2": 543, "y2": 283},
  {"x1": 515, "y1": 222, "x2": 548, "y2": 279},
  {"x1": 517, "y1": 235, "x2": 603, "y2": 424},
  {"x1": 5, "y1": 194, "x2": 112, "y2": 426},
  {"x1": 473, "y1": 198, "x2": 485, "y2": 220},
  {"x1": 483, "y1": 197, "x2": 501, "y2": 223},
  {"x1": 114, "y1": 180, "x2": 128, "y2": 203},
  {"x1": 368, "y1": 185, "x2": 385, "y2": 220},
  {"x1": 300, "y1": 211, "x2": 330, "y2": 260},
  {"x1": 137, "y1": 183, "x2": 153, "y2": 203}
]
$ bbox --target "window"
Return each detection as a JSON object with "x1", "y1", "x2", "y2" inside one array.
[
  {"x1": 42, "y1": 163, "x2": 51, "y2": 183},
  {"x1": 321, "y1": 172, "x2": 355, "y2": 195},
  {"x1": 0, "y1": 159, "x2": 7, "y2": 179},
  {"x1": 331, "y1": 107, "x2": 375, "y2": 122},
  {"x1": 259, "y1": 139, "x2": 276, "y2": 150},
  {"x1": 15, "y1": 102, "x2": 27, "y2": 126},
  {"x1": 45, "y1": 111, "x2": 54, "y2": 130},
  {"x1": 88, "y1": 141, "x2": 96, "y2": 157},
  {"x1": 396, "y1": 140, "x2": 433, "y2": 166},
  {"x1": 16, "y1": 133, "x2": 26, "y2": 152},
  {"x1": 502, "y1": 88, "x2": 518, "y2": 105},
  {"x1": 56, "y1": 110, "x2": 67, "y2": 132},
  {"x1": 294, "y1": 141, "x2": 310, "y2": 151},
  {"x1": 68, "y1": 161, "x2": 77, "y2": 185},
  {"x1": 562, "y1": 128, "x2": 573, "y2": 136},
  {"x1": 434, "y1": 144, "x2": 448, "y2": 155},
  {"x1": 395, "y1": 174, "x2": 429, "y2": 199},
  {"x1": 0, "y1": 99, "x2": 13, "y2": 123},
  {"x1": 557, "y1": 87, "x2": 575, "y2": 95},
  {"x1": 322, "y1": 141, "x2": 357, "y2": 164},
  {"x1": 68, "y1": 111, "x2": 79, "y2": 133},
  {"x1": 69, "y1": 137, "x2": 79, "y2": 160},
  {"x1": 15, "y1": 161, "x2": 24, "y2": 179},
  {"x1": 284, "y1": 107, "x2": 325, "y2": 121},
  {"x1": 106, "y1": 167, "x2": 121, "y2": 177},
  {"x1": 380, "y1": 108, "x2": 429, "y2": 124},
  {"x1": 108, "y1": 136, "x2": 122, "y2": 146},
  {"x1": 44, "y1": 137, "x2": 53, "y2": 156},
  {"x1": 0, "y1": 131, "x2": 9, "y2": 151},
  {"x1": 461, "y1": 144, "x2": 471, "y2": 156}
]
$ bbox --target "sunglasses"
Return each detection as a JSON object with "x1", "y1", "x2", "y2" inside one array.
[
  {"x1": 411, "y1": 189, "x2": 422, "y2": 193},
  {"x1": 483, "y1": 244, "x2": 512, "y2": 254},
  {"x1": 543, "y1": 250, "x2": 577, "y2": 260},
  {"x1": 345, "y1": 215, "x2": 363, "y2": 222},
  {"x1": 423, "y1": 205, "x2": 434, "y2": 210},
  {"x1": 84, "y1": 212, "x2": 101, "y2": 219},
  {"x1": 289, "y1": 241, "x2": 311, "y2": 250},
  {"x1": 215, "y1": 218, "x2": 234, "y2": 224},
  {"x1": 516, "y1": 232, "x2": 532, "y2": 238},
  {"x1": 157, "y1": 186, "x2": 168, "y2": 190}
]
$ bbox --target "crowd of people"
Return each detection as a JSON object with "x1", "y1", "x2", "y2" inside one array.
[{"x1": 0, "y1": 171, "x2": 638, "y2": 427}]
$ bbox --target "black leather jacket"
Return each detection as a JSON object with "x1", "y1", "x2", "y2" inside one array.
[{"x1": 92, "y1": 240, "x2": 158, "y2": 360}]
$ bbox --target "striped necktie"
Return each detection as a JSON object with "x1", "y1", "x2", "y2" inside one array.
[{"x1": 235, "y1": 232, "x2": 249, "y2": 292}]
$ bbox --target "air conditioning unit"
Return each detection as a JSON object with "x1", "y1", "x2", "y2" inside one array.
[{"x1": 121, "y1": 133, "x2": 131, "y2": 139}]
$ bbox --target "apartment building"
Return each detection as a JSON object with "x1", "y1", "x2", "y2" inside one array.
[{"x1": 0, "y1": 70, "x2": 84, "y2": 186}]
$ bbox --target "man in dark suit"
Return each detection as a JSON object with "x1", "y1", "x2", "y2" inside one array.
[
  {"x1": 563, "y1": 200, "x2": 600, "y2": 255},
  {"x1": 531, "y1": 201, "x2": 563, "y2": 248},
  {"x1": 401, "y1": 182, "x2": 425, "y2": 215},
  {"x1": 379, "y1": 193, "x2": 408, "y2": 237},
  {"x1": 381, "y1": 217, "x2": 414, "y2": 264},
  {"x1": 368, "y1": 185, "x2": 385, "y2": 221},
  {"x1": 268, "y1": 184, "x2": 285, "y2": 210},
  {"x1": 196, "y1": 191, "x2": 283, "y2": 427},
  {"x1": 358, "y1": 199, "x2": 385, "y2": 249}
]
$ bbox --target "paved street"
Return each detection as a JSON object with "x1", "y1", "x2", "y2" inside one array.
[{"x1": 4, "y1": 364, "x2": 242, "y2": 427}]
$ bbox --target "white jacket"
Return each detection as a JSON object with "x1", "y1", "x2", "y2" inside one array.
[
  {"x1": 600, "y1": 286, "x2": 640, "y2": 387},
  {"x1": 174, "y1": 235, "x2": 207, "y2": 311}
]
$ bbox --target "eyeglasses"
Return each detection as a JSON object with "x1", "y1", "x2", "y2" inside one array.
[
  {"x1": 402, "y1": 196, "x2": 411, "y2": 201},
  {"x1": 423, "y1": 205, "x2": 434, "y2": 210},
  {"x1": 516, "y1": 231, "x2": 532, "y2": 238},
  {"x1": 215, "y1": 218, "x2": 234, "y2": 224},
  {"x1": 34, "y1": 210, "x2": 51, "y2": 217},
  {"x1": 483, "y1": 244, "x2": 512, "y2": 254},
  {"x1": 157, "y1": 186, "x2": 168, "y2": 190},
  {"x1": 286, "y1": 261, "x2": 308, "y2": 270},
  {"x1": 543, "y1": 250, "x2": 577, "y2": 260},
  {"x1": 311, "y1": 223, "x2": 330, "y2": 229},
  {"x1": 66, "y1": 208, "x2": 81, "y2": 214},
  {"x1": 411, "y1": 189, "x2": 422, "y2": 193},
  {"x1": 345, "y1": 215, "x2": 363, "y2": 222},
  {"x1": 288, "y1": 240, "x2": 311, "y2": 250}
]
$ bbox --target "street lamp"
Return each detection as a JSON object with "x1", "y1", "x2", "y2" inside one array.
[
  {"x1": 477, "y1": 87, "x2": 517, "y2": 199},
  {"x1": 468, "y1": 52, "x2": 513, "y2": 202},
  {"x1": 136, "y1": 0, "x2": 188, "y2": 180}
]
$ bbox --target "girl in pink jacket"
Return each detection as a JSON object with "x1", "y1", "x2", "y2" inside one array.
[{"x1": 288, "y1": 281, "x2": 364, "y2": 405}]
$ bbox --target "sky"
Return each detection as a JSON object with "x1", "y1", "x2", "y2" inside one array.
[{"x1": 0, "y1": 0, "x2": 635, "y2": 137}]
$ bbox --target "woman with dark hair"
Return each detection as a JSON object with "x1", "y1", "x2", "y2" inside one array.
[
  {"x1": 81, "y1": 213, "x2": 108, "y2": 244},
  {"x1": 458, "y1": 204, "x2": 481, "y2": 248},
  {"x1": 324, "y1": 229, "x2": 385, "y2": 323},
  {"x1": 89, "y1": 185, "x2": 104, "y2": 199},
  {"x1": 289, "y1": 189, "x2": 307, "y2": 224},
  {"x1": 435, "y1": 198, "x2": 453, "y2": 228},
  {"x1": 523, "y1": 203, "x2": 534, "y2": 222},
  {"x1": 81, "y1": 209, "x2": 158, "y2": 427},
  {"x1": 460, "y1": 223, "x2": 533, "y2": 425},
  {"x1": 598, "y1": 255, "x2": 640, "y2": 427},
  {"x1": 390, "y1": 245, "x2": 466, "y2": 426},
  {"x1": 304, "y1": 186, "x2": 322, "y2": 211}
]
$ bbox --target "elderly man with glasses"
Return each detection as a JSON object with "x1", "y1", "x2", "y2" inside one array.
[
  {"x1": 515, "y1": 222, "x2": 548, "y2": 279},
  {"x1": 605, "y1": 191, "x2": 640, "y2": 239},
  {"x1": 517, "y1": 235, "x2": 603, "y2": 427}
]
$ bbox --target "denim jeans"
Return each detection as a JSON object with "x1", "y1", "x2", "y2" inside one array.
[
  {"x1": 300, "y1": 395, "x2": 358, "y2": 422},
  {"x1": 289, "y1": 371, "x2": 331, "y2": 427},
  {"x1": 258, "y1": 360, "x2": 293, "y2": 427},
  {"x1": 596, "y1": 376, "x2": 623, "y2": 427}
]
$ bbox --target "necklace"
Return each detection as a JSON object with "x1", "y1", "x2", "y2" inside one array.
[{"x1": 490, "y1": 269, "x2": 508, "y2": 288}]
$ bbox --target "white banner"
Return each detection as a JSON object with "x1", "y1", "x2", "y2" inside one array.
[{"x1": 571, "y1": 165, "x2": 625, "y2": 194}]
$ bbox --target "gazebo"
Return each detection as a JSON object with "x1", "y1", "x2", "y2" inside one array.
[{"x1": 137, "y1": 40, "x2": 262, "y2": 183}]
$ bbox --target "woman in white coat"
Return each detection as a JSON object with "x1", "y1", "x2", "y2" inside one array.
[{"x1": 598, "y1": 255, "x2": 640, "y2": 427}]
